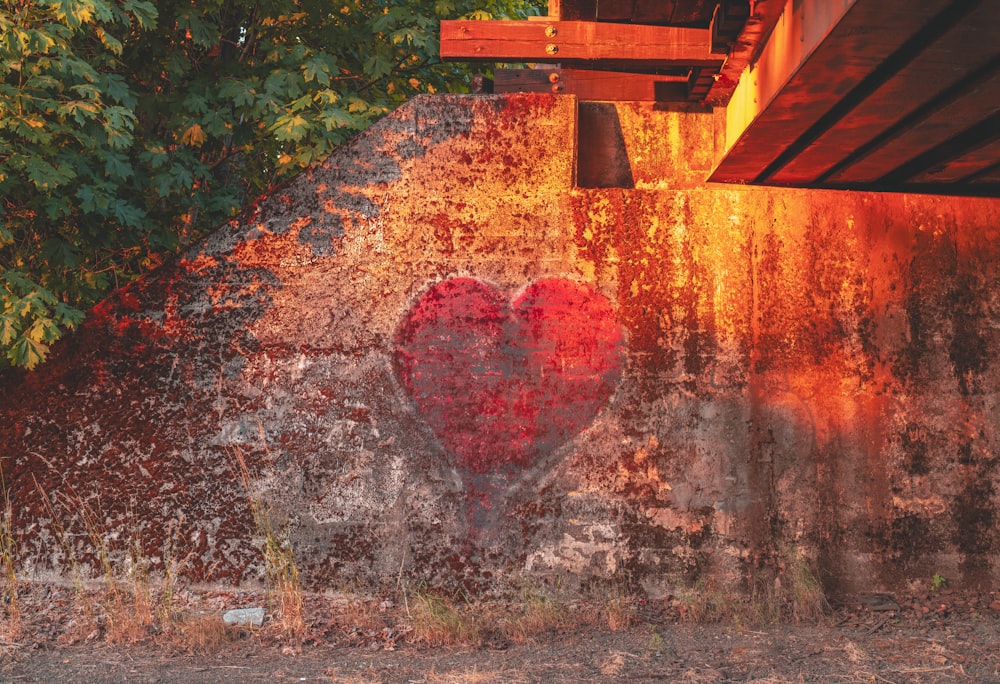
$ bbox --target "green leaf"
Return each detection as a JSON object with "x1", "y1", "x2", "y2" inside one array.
[
  {"x1": 3, "y1": 271, "x2": 40, "y2": 298},
  {"x1": 42, "y1": 238, "x2": 80, "y2": 268},
  {"x1": 97, "y1": 73, "x2": 136, "y2": 107},
  {"x1": 112, "y1": 201, "x2": 145, "y2": 228},
  {"x1": 44, "y1": 0, "x2": 94, "y2": 28},
  {"x1": 24, "y1": 159, "x2": 72, "y2": 190},
  {"x1": 53, "y1": 301, "x2": 85, "y2": 329},
  {"x1": 0, "y1": 315, "x2": 18, "y2": 347},
  {"x1": 9, "y1": 335, "x2": 47, "y2": 370},
  {"x1": 104, "y1": 152, "x2": 133, "y2": 180},
  {"x1": 347, "y1": 97, "x2": 369, "y2": 114},
  {"x1": 364, "y1": 53, "x2": 394, "y2": 80},
  {"x1": 95, "y1": 26, "x2": 123, "y2": 55},
  {"x1": 288, "y1": 94, "x2": 314, "y2": 113},
  {"x1": 219, "y1": 79, "x2": 258, "y2": 108},
  {"x1": 123, "y1": 0, "x2": 158, "y2": 28},
  {"x1": 0, "y1": 0, "x2": 539, "y2": 369},
  {"x1": 26, "y1": 317, "x2": 61, "y2": 344},
  {"x1": 178, "y1": 11, "x2": 218, "y2": 47},
  {"x1": 269, "y1": 114, "x2": 310, "y2": 142},
  {"x1": 302, "y1": 56, "x2": 334, "y2": 85}
]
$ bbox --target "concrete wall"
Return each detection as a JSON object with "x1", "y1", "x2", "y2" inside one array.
[{"x1": 3, "y1": 94, "x2": 1000, "y2": 598}]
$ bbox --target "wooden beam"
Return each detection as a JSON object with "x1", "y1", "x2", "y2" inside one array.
[
  {"x1": 440, "y1": 20, "x2": 727, "y2": 70},
  {"x1": 494, "y1": 68, "x2": 693, "y2": 101},
  {"x1": 911, "y1": 137, "x2": 1000, "y2": 185},
  {"x1": 772, "y1": 1, "x2": 1000, "y2": 185},
  {"x1": 711, "y1": 0, "x2": 957, "y2": 183},
  {"x1": 828, "y1": 68, "x2": 1000, "y2": 184}
]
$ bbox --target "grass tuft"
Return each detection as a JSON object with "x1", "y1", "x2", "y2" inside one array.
[
  {"x1": 501, "y1": 591, "x2": 568, "y2": 644},
  {"x1": 173, "y1": 613, "x2": 233, "y2": 653},
  {"x1": 0, "y1": 461, "x2": 21, "y2": 641},
  {"x1": 675, "y1": 546, "x2": 828, "y2": 626},
  {"x1": 230, "y1": 447, "x2": 304, "y2": 641},
  {"x1": 410, "y1": 590, "x2": 480, "y2": 646}
]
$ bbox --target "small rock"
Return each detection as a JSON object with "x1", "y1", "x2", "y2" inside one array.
[
  {"x1": 989, "y1": 599, "x2": 1000, "y2": 612},
  {"x1": 223, "y1": 606, "x2": 265, "y2": 626}
]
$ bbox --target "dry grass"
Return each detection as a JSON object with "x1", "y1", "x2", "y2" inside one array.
[
  {"x1": 500, "y1": 592, "x2": 568, "y2": 644},
  {"x1": 601, "y1": 588, "x2": 637, "y2": 631},
  {"x1": 0, "y1": 463, "x2": 20, "y2": 641},
  {"x1": 339, "y1": 598, "x2": 385, "y2": 634},
  {"x1": 66, "y1": 494, "x2": 157, "y2": 644},
  {"x1": 172, "y1": 613, "x2": 233, "y2": 653},
  {"x1": 782, "y1": 546, "x2": 828, "y2": 622},
  {"x1": 410, "y1": 591, "x2": 481, "y2": 646},
  {"x1": 156, "y1": 516, "x2": 191, "y2": 625},
  {"x1": 32, "y1": 479, "x2": 205, "y2": 646},
  {"x1": 230, "y1": 447, "x2": 304, "y2": 640},
  {"x1": 406, "y1": 586, "x2": 639, "y2": 648},
  {"x1": 676, "y1": 547, "x2": 828, "y2": 626},
  {"x1": 34, "y1": 479, "x2": 100, "y2": 643}
]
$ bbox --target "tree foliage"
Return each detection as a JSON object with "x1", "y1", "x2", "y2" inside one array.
[{"x1": 0, "y1": 0, "x2": 539, "y2": 369}]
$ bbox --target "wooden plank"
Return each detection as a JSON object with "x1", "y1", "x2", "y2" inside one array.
[
  {"x1": 711, "y1": 0, "x2": 953, "y2": 184},
  {"x1": 440, "y1": 20, "x2": 726, "y2": 70},
  {"x1": 969, "y1": 163, "x2": 1000, "y2": 184},
  {"x1": 494, "y1": 68, "x2": 692, "y2": 101},
  {"x1": 769, "y1": 3, "x2": 1000, "y2": 184},
  {"x1": 828, "y1": 70, "x2": 1000, "y2": 183},
  {"x1": 910, "y1": 137, "x2": 1000, "y2": 184}
]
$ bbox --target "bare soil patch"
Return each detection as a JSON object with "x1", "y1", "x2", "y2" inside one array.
[{"x1": 2, "y1": 583, "x2": 999, "y2": 683}]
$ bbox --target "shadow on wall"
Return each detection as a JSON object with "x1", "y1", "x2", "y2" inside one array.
[
  {"x1": 577, "y1": 103, "x2": 635, "y2": 189},
  {"x1": 744, "y1": 198, "x2": 1000, "y2": 594}
]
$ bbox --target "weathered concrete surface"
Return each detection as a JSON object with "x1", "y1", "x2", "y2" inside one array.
[{"x1": 2, "y1": 94, "x2": 1000, "y2": 598}]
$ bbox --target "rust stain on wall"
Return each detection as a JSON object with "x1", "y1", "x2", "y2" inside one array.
[{"x1": 2, "y1": 95, "x2": 1000, "y2": 598}]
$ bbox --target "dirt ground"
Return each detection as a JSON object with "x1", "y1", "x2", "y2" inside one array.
[{"x1": 2, "y1": 584, "x2": 999, "y2": 683}]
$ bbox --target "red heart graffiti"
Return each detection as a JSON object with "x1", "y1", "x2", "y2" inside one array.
[{"x1": 394, "y1": 278, "x2": 624, "y2": 474}]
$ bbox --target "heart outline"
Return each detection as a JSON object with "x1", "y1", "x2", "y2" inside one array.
[{"x1": 394, "y1": 277, "x2": 624, "y2": 474}]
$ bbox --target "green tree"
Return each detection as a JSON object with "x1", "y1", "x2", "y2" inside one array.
[{"x1": 0, "y1": 0, "x2": 539, "y2": 369}]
